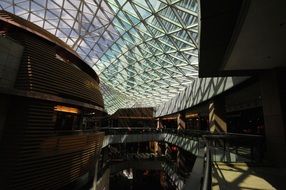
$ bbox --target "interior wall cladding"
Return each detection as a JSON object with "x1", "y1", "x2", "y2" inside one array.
[
  {"x1": 155, "y1": 77, "x2": 249, "y2": 117},
  {"x1": 10, "y1": 31, "x2": 104, "y2": 108},
  {"x1": 0, "y1": 30, "x2": 105, "y2": 188},
  {"x1": 0, "y1": 98, "x2": 104, "y2": 189}
]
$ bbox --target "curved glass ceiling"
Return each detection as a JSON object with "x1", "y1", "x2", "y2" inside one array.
[{"x1": 0, "y1": 0, "x2": 199, "y2": 114}]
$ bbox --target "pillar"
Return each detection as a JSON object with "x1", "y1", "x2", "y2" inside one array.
[
  {"x1": 177, "y1": 113, "x2": 186, "y2": 130},
  {"x1": 0, "y1": 96, "x2": 9, "y2": 141},
  {"x1": 259, "y1": 69, "x2": 286, "y2": 166},
  {"x1": 208, "y1": 97, "x2": 227, "y2": 133},
  {"x1": 156, "y1": 118, "x2": 164, "y2": 129}
]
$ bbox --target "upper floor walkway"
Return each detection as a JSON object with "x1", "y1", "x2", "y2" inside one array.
[
  {"x1": 91, "y1": 127, "x2": 286, "y2": 190},
  {"x1": 100, "y1": 127, "x2": 264, "y2": 163}
]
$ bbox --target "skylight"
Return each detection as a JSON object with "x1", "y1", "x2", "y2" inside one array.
[{"x1": 0, "y1": 0, "x2": 199, "y2": 114}]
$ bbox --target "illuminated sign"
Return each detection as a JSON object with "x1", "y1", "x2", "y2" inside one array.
[{"x1": 54, "y1": 105, "x2": 79, "y2": 114}]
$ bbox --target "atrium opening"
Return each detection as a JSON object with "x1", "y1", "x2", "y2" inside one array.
[{"x1": 0, "y1": 0, "x2": 286, "y2": 189}]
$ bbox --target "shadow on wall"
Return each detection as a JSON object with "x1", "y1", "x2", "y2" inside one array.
[
  {"x1": 155, "y1": 77, "x2": 248, "y2": 117},
  {"x1": 209, "y1": 102, "x2": 227, "y2": 133}
]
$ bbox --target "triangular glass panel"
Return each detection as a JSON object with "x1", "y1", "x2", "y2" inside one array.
[
  {"x1": 158, "y1": 5, "x2": 181, "y2": 24},
  {"x1": 121, "y1": 2, "x2": 137, "y2": 16},
  {"x1": 133, "y1": 4, "x2": 151, "y2": 20},
  {"x1": 83, "y1": 3, "x2": 95, "y2": 15},
  {"x1": 106, "y1": 0, "x2": 120, "y2": 12},
  {"x1": 132, "y1": 0, "x2": 151, "y2": 12},
  {"x1": 0, "y1": 1, "x2": 12, "y2": 9},
  {"x1": 14, "y1": 6, "x2": 27, "y2": 15},
  {"x1": 33, "y1": 20, "x2": 44, "y2": 27},
  {"x1": 31, "y1": 1, "x2": 45, "y2": 12},
  {"x1": 16, "y1": 1, "x2": 30, "y2": 10}
]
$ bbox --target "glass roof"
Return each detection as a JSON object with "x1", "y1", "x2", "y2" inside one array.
[{"x1": 0, "y1": 0, "x2": 199, "y2": 114}]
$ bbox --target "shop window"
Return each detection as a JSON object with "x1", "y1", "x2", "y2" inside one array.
[
  {"x1": 53, "y1": 105, "x2": 101, "y2": 131},
  {"x1": 54, "y1": 105, "x2": 81, "y2": 130}
]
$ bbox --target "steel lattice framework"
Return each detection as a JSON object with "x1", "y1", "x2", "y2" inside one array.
[{"x1": 0, "y1": 0, "x2": 199, "y2": 113}]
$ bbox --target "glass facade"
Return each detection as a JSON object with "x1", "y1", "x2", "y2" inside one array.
[{"x1": 0, "y1": 0, "x2": 199, "y2": 113}]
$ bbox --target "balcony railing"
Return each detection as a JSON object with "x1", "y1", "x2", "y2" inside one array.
[{"x1": 99, "y1": 127, "x2": 264, "y2": 190}]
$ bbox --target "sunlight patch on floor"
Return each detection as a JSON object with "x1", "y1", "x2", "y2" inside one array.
[{"x1": 212, "y1": 162, "x2": 276, "y2": 190}]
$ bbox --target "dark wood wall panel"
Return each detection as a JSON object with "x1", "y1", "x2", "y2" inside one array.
[
  {"x1": 0, "y1": 12, "x2": 106, "y2": 190},
  {"x1": 12, "y1": 33, "x2": 104, "y2": 108},
  {"x1": 1, "y1": 98, "x2": 104, "y2": 189}
]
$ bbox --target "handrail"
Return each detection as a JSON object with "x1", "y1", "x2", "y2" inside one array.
[
  {"x1": 101, "y1": 127, "x2": 154, "y2": 130},
  {"x1": 202, "y1": 140, "x2": 211, "y2": 190},
  {"x1": 201, "y1": 132, "x2": 264, "y2": 190},
  {"x1": 54, "y1": 129, "x2": 100, "y2": 135},
  {"x1": 100, "y1": 127, "x2": 211, "y2": 136},
  {"x1": 101, "y1": 127, "x2": 263, "y2": 137},
  {"x1": 203, "y1": 133, "x2": 264, "y2": 139},
  {"x1": 99, "y1": 128, "x2": 264, "y2": 190}
]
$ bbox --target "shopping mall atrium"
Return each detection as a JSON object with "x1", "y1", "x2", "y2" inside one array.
[{"x1": 0, "y1": 0, "x2": 286, "y2": 189}]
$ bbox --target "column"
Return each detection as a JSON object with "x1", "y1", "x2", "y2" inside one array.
[
  {"x1": 259, "y1": 69, "x2": 286, "y2": 166},
  {"x1": 208, "y1": 97, "x2": 227, "y2": 133},
  {"x1": 177, "y1": 113, "x2": 186, "y2": 130},
  {"x1": 90, "y1": 156, "x2": 99, "y2": 190},
  {"x1": 156, "y1": 118, "x2": 164, "y2": 129}
]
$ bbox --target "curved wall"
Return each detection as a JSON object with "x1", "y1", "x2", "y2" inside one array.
[
  {"x1": 155, "y1": 76, "x2": 248, "y2": 117},
  {"x1": 0, "y1": 11, "x2": 105, "y2": 189}
]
